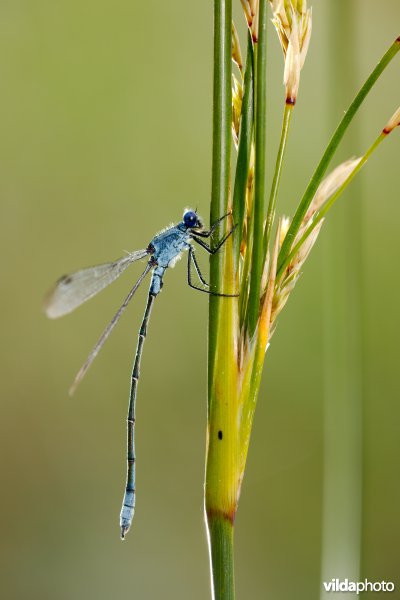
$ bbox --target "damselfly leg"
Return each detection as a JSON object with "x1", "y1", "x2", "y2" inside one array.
[
  {"x1": 187, "y1": 246, "x2": 238, "y2": 297},
  {"x1": 193, "y1": 211, "x2": 232, "y2": 238},
  {"x1": 189, "y1": 247, "x2": 209, "y2": 287},
  {"x1": 191, "y1": 224, "x2": 237, "y2": 255}
]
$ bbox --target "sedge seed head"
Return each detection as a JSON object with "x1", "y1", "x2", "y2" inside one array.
[
  {"x1": 232, "y1": 22, "x2": 244, "y2": 73},
  {"x1": 232, "y1": 74, "x2": 243, "y2": 147},
  {"x1": 270, "y1": 0, "x2": 312, "y2": 103},
  {"x1": 240, "y1": 0, "x2": 253, "y2": 29},
  {"x1": 304, "y1": 158, "x2": 361, "y2": 221},
  {"x1": 261, "y1": 249, "x2": 270, "y2": 293},
  {"x1": 273, "y1": 158, "x2": 361, "y2": 327},
  {"x1": 279, "y1": 216, "x2": 291, "y2": 247},
  {"x1": 247, "y1": 144, "x2": 255, "y2": 194},
  {"x1": 383, "y1": 106, "x2": 400, "y2": 134},
  {"x1": 249, "y1": 0, "x2": 258, "y2": 17},
  {"x1": 274, "y1": 158, "x2": 361, "y2": 318},
  {"x1": 271, "y1": 218, "x2": 322, "y2": 329},
  {"x1": 284, "y1": 14, "x2": 301, "y2": 103},
  {"x1": 293, "y1": 219, "x2": 323, "y2": 265},
  {"x1": 290, "y1": 158, "x2": 360, "y2": 271},
  {"x1": 240, "y1": 0, "x2": 260, "y2": 42}
]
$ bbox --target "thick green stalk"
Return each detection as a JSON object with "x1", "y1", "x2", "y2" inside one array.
[
  {"x1": 208, "y1": 0, "x2": 233, "y2": 394},
  {"x1": 247, "y1": 0, "x2": 268, "y2": 336},
  {"x1": 278, "y1": 37, "x2": 400, "y2": 272},
  {"x1": 206, "y1": 2, "x2": 236, "y2": 600},
  {"x1": 264, "y1": 103, "x2": 293, "y2": 252},
  {"x1": 207, "y1": 515, "x2": 235, "y2": 600}
]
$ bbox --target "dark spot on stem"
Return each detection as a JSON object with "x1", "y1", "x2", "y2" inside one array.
[
  {"x1": 206, "y1": 507, "x2": 236, "y2": 525},
  {"x1": 396, "y1": 35, "x2": 400, "y2": 43},
  {"x1": 62, "y1": 275, "x2": 72, "y2": 285},
  {"x1": 218, "y1": 430, "x2": 223, "y2": 440},
  {"x1": 286, "y1": 96, "x2": 296, "y2": 106}
]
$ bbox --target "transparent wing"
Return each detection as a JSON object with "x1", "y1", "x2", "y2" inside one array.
[
  {"x1": 44, "y1": 249, "x2": 149, "y2": 319},
  {"x1": 69, "y1": 262, "x2": 152, "y2": 394}
]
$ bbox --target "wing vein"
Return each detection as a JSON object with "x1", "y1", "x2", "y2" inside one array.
[{"x1": 44, "y1": 249, "x2": 148, "y2": 318}]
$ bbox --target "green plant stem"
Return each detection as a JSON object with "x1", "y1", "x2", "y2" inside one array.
[
  {"x1": 239, "y1": 226, "x2": 252, "y2": 325},
  {"x1": 206, "y1": 2, "x2": 235, "y2": 600},
  {"x1": 264, "y1": 103, "x2": 293, "y2": 252},
  {"x1": 208, "y1": 0, "x2": 233, "y2": 394},
  {"x1": 277, "y1": 133, "x2": 385, "y2": 280},
  {"x1": 247, "y1": 0, "x2": 268, "y2": 337},
  {"x1": 207, "y1": 515, "x2": 235, "y2": 600},
  {"x1": 232, "y1": 34, "x2": 254, "y2": 270},
  {"x1": 278, "y1": 37, "x2": 400, "y2": 272}
]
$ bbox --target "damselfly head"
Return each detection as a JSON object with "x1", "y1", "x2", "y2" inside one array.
[{"x1": 183, "y1": 209, "x2": 203, "y2": 230}]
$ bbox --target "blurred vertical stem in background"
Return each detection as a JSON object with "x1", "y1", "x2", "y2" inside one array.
[
  {"x1": 204, "y1": 0, "x2": 400, "y2": 597},
  {"x1": 320, "y1": 2, "x2": 362, "y2": 595}
]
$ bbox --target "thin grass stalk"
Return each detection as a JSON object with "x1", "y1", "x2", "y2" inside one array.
[
  {"x1": 247, "y1": 0, "x2": 268, "y2": 336},
  {"x1": 264, "y1": 102, "x2": 293, "y2": 251},
  {"x1": 232, "y1": 34, "x2": 254, "y2": 269},
  {"x1": 278, "y1": 37, "x2": 400, "y2": 271}
]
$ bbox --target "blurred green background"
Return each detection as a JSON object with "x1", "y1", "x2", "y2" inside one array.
[{"x1": 1, "y1": 1, "x2": 399, "y2": 598}]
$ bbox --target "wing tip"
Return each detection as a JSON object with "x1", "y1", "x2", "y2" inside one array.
[
  {"x1": 43, "y1": 293, "x2": 57, "y2": 319},
  {"x1": 45, "y1": 310, "x2": 61, "y2": 319},
  {"x1": 43, "y1": 286, "x2": 63, "y2": 319}
]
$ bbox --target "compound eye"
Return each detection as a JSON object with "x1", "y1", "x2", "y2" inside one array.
[{"x1": 183, "y1": 210, "x2": 198, "y2": 228}]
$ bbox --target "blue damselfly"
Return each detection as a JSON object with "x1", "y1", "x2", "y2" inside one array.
[{"x1": 45, "y1": 210, "x2": 235, "y2": 538}]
